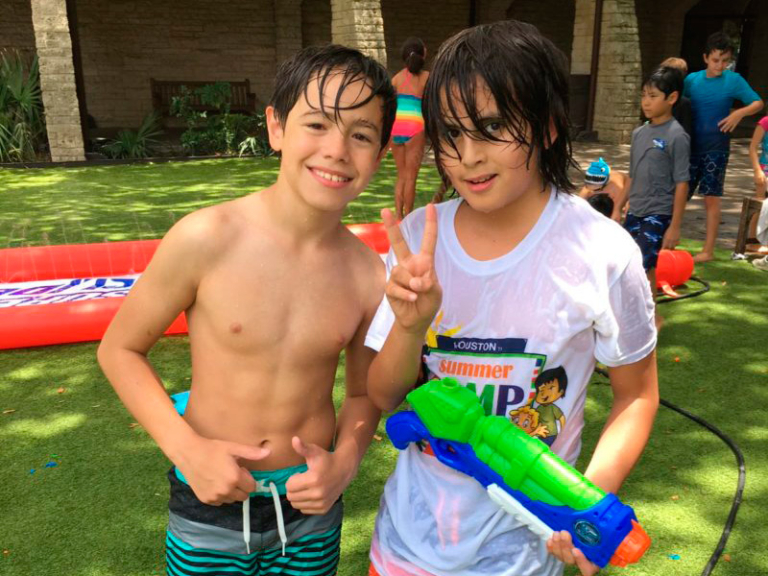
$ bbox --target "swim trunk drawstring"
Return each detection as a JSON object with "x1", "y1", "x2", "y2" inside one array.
[
  {"x1": 269, "y1": 481, "x2": 288, "y2": 556},
  {"x1": 243, "y1": 498, "x2": 251, "y2": 554},
  {"x1": 242, "y1": 482, "x2": 288, "y2": 556}
]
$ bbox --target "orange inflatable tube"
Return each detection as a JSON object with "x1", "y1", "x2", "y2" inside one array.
[{"x1": 0, "y1": 223, "x2": 390, "y2": 350}]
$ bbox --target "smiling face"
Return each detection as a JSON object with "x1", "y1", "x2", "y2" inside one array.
[
  {"x1": 266, "y1": 70, "x2": 385, "y2": 214},
  {"x1": 535, "y1": 379, "x2": 563, "y2": 405},
  {"x1": 703, "y1": 49, "x2": 732, "y2": 78},
  {"x1": 436, "y1": 78, "x2": 547, "y2": 215}
]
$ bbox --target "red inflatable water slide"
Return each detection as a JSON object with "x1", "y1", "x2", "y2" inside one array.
[{"x1": 0, "y1": 224, "x2": 390, "y2": 350}]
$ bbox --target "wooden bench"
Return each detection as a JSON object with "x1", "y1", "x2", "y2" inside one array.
[
  {"x1": 150, "y1": 79, "x2": 258, "y2": 116},
  {"x1": 733, "y1": 197, "x2": 764, "y2": 255}
]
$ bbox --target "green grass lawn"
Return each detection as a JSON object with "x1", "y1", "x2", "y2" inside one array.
[{"x1": 1, "y1": 159, "x2": 767, "y2": 576}]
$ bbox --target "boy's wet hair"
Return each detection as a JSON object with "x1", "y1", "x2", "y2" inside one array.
[
  {"x1": 704, "y1": 31, "x2": 733, "y2": 56},
  {"x1": 269, "y1": 44, "x2": 396, "y2": 150},
  {"x1": 643, "y1": 66, "x2": 683, "y2": 99},
  {"x1": 423, "y1": 20, "x2": 576, "y2": 193},
  {"x1": 401, "y1": 37, "x2": 426, "y2": 74}
]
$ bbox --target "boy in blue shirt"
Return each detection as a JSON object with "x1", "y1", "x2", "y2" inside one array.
[{"x1": 684, "y1": 31, "x2": 763, "y2": 263}]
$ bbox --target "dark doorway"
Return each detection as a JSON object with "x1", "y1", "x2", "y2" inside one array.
[{"x1": 681, "y1": 0, "x2": 758, "y2": 77}]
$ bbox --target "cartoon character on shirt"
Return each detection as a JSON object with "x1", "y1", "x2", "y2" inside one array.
[
  {"x1": 529, "y1": 366, "x2": 568, "y2": 446},
  {"x1": 508, "y1": 405, "x2": 549, "y2": 439}
]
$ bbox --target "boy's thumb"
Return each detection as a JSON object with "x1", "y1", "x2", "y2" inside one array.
[
  {"x1": 291, "y1": 436, "x2": 323, "y2": 463},
  {"x1": 228, "y1": 442, "x2": 271, "y2": 463}
]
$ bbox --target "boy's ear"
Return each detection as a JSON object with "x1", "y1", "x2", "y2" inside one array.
[
  {"x1": 667, "y1": 90, "x2": 680, "y2": 105},
  {"x1": 266, "y1": 106, "x2": 284, "y2": 152},
  {"x1": 545, "y1": 117, "x2": 559, "y2": 149}
]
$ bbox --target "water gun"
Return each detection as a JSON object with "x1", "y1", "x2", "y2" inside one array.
[{"x1": 385, "y1": 378, "x2": 651, "y2": 569}]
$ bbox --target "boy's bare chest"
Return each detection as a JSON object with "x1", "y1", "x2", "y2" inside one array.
[{"x1": 192, "y1": 250, "x2": 364, "y2": 354}]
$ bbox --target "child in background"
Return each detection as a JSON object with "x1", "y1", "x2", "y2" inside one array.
[
  {"x1": 660, "y1": 57, "x2": 693, "y2": 137},
  {"x1": 578, "y1": 157, "x2": 629, "y2": 220},
  {"x1": 616, "y1": 66, "x2": 689, "y2": 330},
  {"x1": 747, "y1": 115, "x2": 768, "y2": 255},
  {"x1": 98, "y1": 45, "x2": 395, "y2": 576},
  {"x1": 390, "y1": 37, "x2": 430, "y2": 219},
  {"x1": 684, "y1": 32, "x2": 763, "y2": 263},
  {"x1": 366, "y1": 20, "x2": 658, "y2": 576}
]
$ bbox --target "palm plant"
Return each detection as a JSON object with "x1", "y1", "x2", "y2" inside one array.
[
  {"x1": 101, "y1": 111, "x2": 163, "y2": 159},
  {"x1": 0, "y1": 50, "x2": 46, "y2": 162}
]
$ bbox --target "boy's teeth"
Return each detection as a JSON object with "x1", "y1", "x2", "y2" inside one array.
[
  {"x1": 316, "y1": 169, "x2": 350, "y2": 182},
  {"x1": 471, "y1": 175, "x2": 493, "y2": 183}
]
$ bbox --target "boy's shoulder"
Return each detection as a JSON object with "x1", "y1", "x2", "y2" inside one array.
[
  {"x1": 558, "y1": 194, "x2": 639, "y2": 272},
  {"x1": 162, "y1": 197, "x2": 248, "y2": 261}
]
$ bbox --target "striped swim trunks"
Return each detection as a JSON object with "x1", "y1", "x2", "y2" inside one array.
[{"x1": 166, "y1": 466, "x2": 342, "y2": 576}]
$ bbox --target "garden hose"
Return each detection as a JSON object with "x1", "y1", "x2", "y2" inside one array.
[{"x1": 592, "y1": 275, "x2": 745, "y2": 576}]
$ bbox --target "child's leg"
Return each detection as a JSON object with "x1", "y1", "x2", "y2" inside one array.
[
  {"x1": 692, "y1": 151, "x2": 729, "y2": 262},
  {"x1": 748, "y1": 164, "x2": 767, "y2": 245},
  {"x1": 392, "y1": 143, "x2": 407, "y2": 219},
  {"x1": 402, "y1": 131, "x2": 426, "y2": 216}
]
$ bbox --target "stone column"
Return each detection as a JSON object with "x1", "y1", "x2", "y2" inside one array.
[
  {"x1": 30, "y1": 0, "x2": 85, "y2": 162},
  {"x1": 330, "y1": 0, "x2": 387, "y2": 66},
  {"x1": 571, "y1": 0, "x2": 596, "y2": 75},
  {"x1": 274, "y1": 0, "x2": 303, "y2": 65},
  {"x1": 592, "y1": 0, "x2": 642, "y2": 144}
]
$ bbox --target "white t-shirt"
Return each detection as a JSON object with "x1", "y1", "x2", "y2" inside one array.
[{"x1": 365, "y1": 189, "x2": 656, "y2": 576}]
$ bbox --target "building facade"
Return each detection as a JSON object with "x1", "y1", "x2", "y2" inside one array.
[{"x1": 1, "y1": 0, "x2": 765, "y2": 161}]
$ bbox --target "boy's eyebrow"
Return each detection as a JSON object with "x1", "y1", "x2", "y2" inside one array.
[{"x1": 300, "y1": 110, "x2": 380, "y2": 134}]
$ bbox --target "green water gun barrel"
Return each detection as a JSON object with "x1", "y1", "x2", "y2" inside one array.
[{"x1": 407, "y1": 378, "x2": 605, "y2": 510}]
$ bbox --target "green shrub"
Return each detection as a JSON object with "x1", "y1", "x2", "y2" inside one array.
[
  {"x1": 101, "y1": 111, "x2": 163, "y2": 159},
  {"x1": 0, "y1": 50, "x2": 46, "y2": 162},
  {"x1": 171, "y1": 83, "x2": 269, "y2": 156}
]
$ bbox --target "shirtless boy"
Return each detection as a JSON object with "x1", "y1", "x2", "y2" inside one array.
[{"x1": 98, "y1": 45, "x2": 396, "y2": 576}]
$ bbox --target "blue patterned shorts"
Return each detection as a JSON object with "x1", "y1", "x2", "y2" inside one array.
[
  {"x1": 624, "y1": 213, "x2": 672, "y2": 271},
  {"x1": 689, "y1": 151, "x2": 729, "y2": 197}
]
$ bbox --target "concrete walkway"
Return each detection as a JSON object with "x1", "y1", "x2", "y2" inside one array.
[{"x1": 573, "y1": 138, "x2": 760, "y2": 255}]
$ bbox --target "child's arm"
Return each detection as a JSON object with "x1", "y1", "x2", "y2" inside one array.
[
  {"x1": 663, "y1": 132, "x2": 691, "y2": 249},
  {"x1": 749, "y1": 124, "x2": 766, "y2": 189},
  {"x1": 584, "y1": 351, "x2": 659, "y2": 493},
  {"x1": 286, "y1": 313, "x2": 382, "y2": 514},
  {"x1": 547, "y1": 351, "x2": 657, "y2": 576},
  {"x1": 719, "y1": 99, "x2": 764, "y2": 132},
  {"x1": 97, "y1": 213, "x2": 268, "y2": 504},
  {"x1": 662, "y1": 182, "x2": 688, "y2": 249},
  {"x1": 611, "y1": 172, "x2": 630, "y2": 222},
  {"x1": 367, "y1": 205, "x2": 442, "y2": 412}
]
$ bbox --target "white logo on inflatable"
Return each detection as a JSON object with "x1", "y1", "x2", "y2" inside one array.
[{"x1": 0, "y1": 275, "x2": 140, "y2": 308}]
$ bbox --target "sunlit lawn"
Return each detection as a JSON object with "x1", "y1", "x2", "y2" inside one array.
[{"x1": 1, "y1": 158, "x2": 767, "y2": 575}]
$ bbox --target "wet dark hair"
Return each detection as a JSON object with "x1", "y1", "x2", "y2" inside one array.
[
  {"x1": 269, "y1": 44, "x2": 396, "y2": 150},
  {"x1": 535, "y1": 366, "x2": 568, "y2": 394},
  {"x1": 587, "y1": 194, "x2": 614, "y2": 218},
  {"x1": 423, "y1": 20, "x2": 576, "y2": 194},
  {"x1": 704, "y1": 31, "x2": 734, "y2": 56},
  {"x1": 643, "y1": 66, "x2": 683, "y2": 99},
  {"x1": 401, "y1": 37, "x2": 426, "y2": 74}
]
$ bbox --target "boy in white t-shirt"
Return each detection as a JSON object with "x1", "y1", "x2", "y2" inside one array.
[{"x1": 365, "y1": 21, "x2": 659, "y2": 576}]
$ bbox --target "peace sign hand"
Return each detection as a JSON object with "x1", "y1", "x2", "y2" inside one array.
[{"x1": 382, "y1": 204, "x2": 442, "y2": 334}]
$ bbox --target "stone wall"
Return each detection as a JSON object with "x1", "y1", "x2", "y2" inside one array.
[
  {"x1": 506, "y1": 0, "x2": 575, "y2": 63},
  {"x1": 381, "y1": 0, "x2": 468, "y2": 74},
  {"x1": 330, "y1": 0, "x2": 386, "y2": 65},
  {"x1": 571, "y1": 0, "x2": 595, "y2": 74},
  {"x1": 302, "y1": 0, "x2": 332, "y2": 48},
  {"x1": 30, "y1": 0, "x2": 85, "y2": 161},
  {"x1": 0, "y1": 0, "x2": 37, "y2": 58},
  {"x1": 593, "y1": 0, "x2": 642, "y2": 143},
  {"x1": 74, "y1": 0, "x2": 277, "y2": 129}
]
